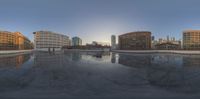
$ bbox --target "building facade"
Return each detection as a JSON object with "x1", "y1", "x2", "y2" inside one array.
[
  {"x1": 183, "y1": 30, "x2": 200, "y2": 50},
  {"x1": 72, "y1": 37, "x2": 82, "y2": 46},
  {"x1": 154, "y1": 36, "x2": 181, "y2": 50},
  {"x1": 33, "y1": 31, "x2": 70, "y2": 51},
  {"x1": 0, "y1": 31, "x2": 33, "y2": 50},
  {"x1": 155, "y1": 42, "x2": 181, "y2": 50},
  {"x1": 111, "y1": 35, "x2": 116, "y2": 50},
  {"x1": 90, "y1": 41, "x2": 110, "y2": 46},
  {"x1": 118, "y1": 31, "x2": 151, "y2": 50}
]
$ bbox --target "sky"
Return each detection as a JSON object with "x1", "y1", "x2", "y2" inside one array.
[{"x1": 1, "y1": 0, "x2": 200, "y2": 44}]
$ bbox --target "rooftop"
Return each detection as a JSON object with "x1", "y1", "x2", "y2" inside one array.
[
  {"x1": 183, "y1": 30, "x2": 200, "y2": 33},
  {"x1": 119, "y1": 31, "x2": 151, "y2": 36}
]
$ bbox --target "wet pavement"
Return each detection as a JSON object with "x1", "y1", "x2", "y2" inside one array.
[{"x1": 0, "y1": 51, "x2": 200, "y2": 98}]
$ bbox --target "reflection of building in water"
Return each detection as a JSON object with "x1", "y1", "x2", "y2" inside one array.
[
  {"x1": 118, "y1": 54, "x2": 151, "y2": 68},
  {"x1": 117, "y1": 53, "x2": 200, "y2": 93},
  {"x1": 146, "y1": 66, "x2": 185, "y2": 92},
  {"x1": 0, "y1": 54, "x2": 31, "y2": 69},
  {"x1": 63, "y1": 52, "x2": 82, "y2": 61},
  {"x1": 86, "y1": 52, "x2": 110, "y2": 58},
  {"x1": 182, "y1": 56, "x2": 200, "y2": 67},
  {"x1": 66, "y1": 52, "x2": 111, "y2": 62},
  {"x1": 111, "y1": 53, "x2": 116, "y2": 63},
  {"x1": 72, "y1": 52, "x2": 82, "y2": 61},
  {"x1": 34, "y1": 52, "x2": 65, "y2": 66},
  {"x1": 146, "y1": 61, "x2": 200, "y2": 93},
  {"x1": 92, "y1": 52, "x2": 103, "y2": 58},
  {"x1": 147, "y1": 55, "x2": 200, "y2": 93},
  {"x1": 111, "y1": 53, "x2": 119, "y2": 64},
  {"x1": 63, "y1": 51, "x2": 111, "y2": 62},
  {"x1": 145, "y1": 54, "x2": 183, "y2": 89},
  {"x1": 147, "y1": 55, "x2": 184, "y2": 89},
  {"x1": 151, "y1": 54, "x2": 183, "y2": 68}
]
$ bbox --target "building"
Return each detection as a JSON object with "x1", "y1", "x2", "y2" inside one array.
[
  {"x1": 69, "y1": 39, "x2": 72, "y2": 46},
  {"x1": 88, "y1": 41, "x2": 110, "y2": 46},
  {"x1": 72, "y1": 37, "x2": 82, "y2": 46},
  {"x1": 151, "y1": 36, "x2": 158, "y2": 49},
  {"x1": 118, "y1": 31, "x2": 151, "y2": 50},
  {"x1": 111, "y1": 35, "x2": 116, "y2": 50},
  {"x1": 151, "y1": 40, "x2": 158, "y2": 50},
  {"x1": 0, "y1": 31, "x2": 33, "y2": 50},
  {"x1": 167, "y1": 35, "x2": 170, "y2": 41},
  {"x1": 183, "y1": 30, "x2": 200, "y2": 50},
  {"x1": 155, "y1": 42, "x2": 181, "y2": 50},
  {"x1": 33, "y1": 31, "x2": 70, "y2": 51},
  {"x1": 151, "y1": 36, "x2": 155, "y2": 41},
  {"x1": 154, "y1": 36, "x2": 181, "y2": 50}
]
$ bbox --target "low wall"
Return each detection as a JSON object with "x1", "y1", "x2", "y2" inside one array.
[
  {"x1": 64, "y1": 49, "x2": 110, "y2": 52},
  {"x1": 34, "y1": 48, "x2": 61, "y2": 52},
  {"x1": 0, "y1": 50, "x2": 33, "y2": 55},
  {"x1": 112, "y1": 50, "x2": 200, "y2": 55}
]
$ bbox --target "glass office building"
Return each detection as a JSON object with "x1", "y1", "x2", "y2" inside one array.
[{"x1": 72, "y1": 37, "x2": 82, "y2": 46}]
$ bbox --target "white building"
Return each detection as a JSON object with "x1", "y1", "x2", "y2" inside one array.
[{"x1": 33, "y1": 31, "x2": 70, "y2": 51}]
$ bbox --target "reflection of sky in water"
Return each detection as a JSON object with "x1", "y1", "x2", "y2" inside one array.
[{"x1": 1, "y1": 52, "x2": 200, "y2": 98}]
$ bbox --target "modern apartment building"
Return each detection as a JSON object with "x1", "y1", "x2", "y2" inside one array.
[
  {"x1": 118, "y1": 31, "x2": 151, "y2": 50},
  {"x1": 72, "y1": 36, "x2": 82, "y2": 46},
  {"x1": 183, "y1": 30, "x2": 200, "y2": 50},
  {"x1": 33, "y1": 31, "x2": 70, "y2": 51},
  {"x1": 0, "y1": 31, "x2": 33, "y2": 50}
]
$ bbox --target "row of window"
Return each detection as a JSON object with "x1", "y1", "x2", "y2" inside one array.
[
  {"x1": 35, "y1": 36, "x2": 68, "y2": 38},
  {"x1": 35, "y1": 34, "x2": 68, "y2": 38},
  {"x1": 36, "y1": 41, "x2": 69, "y2": 44},
  {"x1": 35, "y1": 39, "x2": 69, "y2": 42}
]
